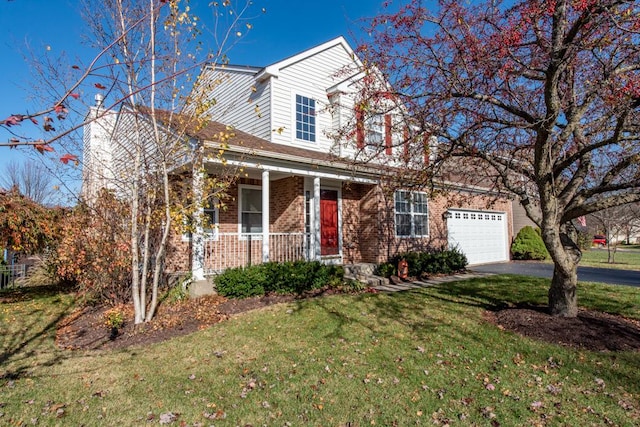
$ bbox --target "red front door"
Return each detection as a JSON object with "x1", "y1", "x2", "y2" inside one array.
[{"x1": 320, "y1": 190, "x2": 339, "y2": 255}]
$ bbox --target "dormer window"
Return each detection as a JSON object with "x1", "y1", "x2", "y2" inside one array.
[{"x1": 295, "y1": 94, "x2": 316, "y2": 142}]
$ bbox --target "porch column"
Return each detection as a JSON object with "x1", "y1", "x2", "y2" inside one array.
[
  {"x1": 191, "y1": 168, "x2": 205, "y2": 281},
  {"x1": 313, "y1": 176, "x2": 321, "y2": 261},
  {"x1": 262, "y1": 170, "x2": 270, "y2": 263}
]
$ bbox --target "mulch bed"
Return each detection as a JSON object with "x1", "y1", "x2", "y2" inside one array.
[
  {"x1": 55, "y1": 288, "x2": 640, "y2": 353},
  {"x1": 56, "y1": 295, "x2": 229, "y2": 351},
  {"x1": 485, "y1": 306, "x2": 640, "y2": 352},
  {"x1": 55, "y1": 287, "x2": 351, "y2": 351}
]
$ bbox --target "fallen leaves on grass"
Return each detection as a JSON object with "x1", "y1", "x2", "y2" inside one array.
[{"x1": 56, "y1": 295, "x2": 227, "y2": 351}]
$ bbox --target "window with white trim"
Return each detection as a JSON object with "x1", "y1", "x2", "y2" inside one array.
[
  {"x1": 203, "y1": 206, "x2": 218, "y2": 238},
  {"x1": 365, "y1": 114, "x2": 384, "y2": 150},
  {"x1": 182, "y1": 204, "x2": 219, "y2": 241},
  {"x1": 295, "y1": 95, "x2": 316, "y2": 142},
  {"x1": 394, "y1": 190, "x2": 429, "y2": 237},
  {"x1": 239, "y1": 186, "x2": 262, "y2": 234}
]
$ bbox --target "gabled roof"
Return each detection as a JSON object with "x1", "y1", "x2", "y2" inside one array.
[
  {"x1": 202, "y1": 63, "x2": 262, "y2": 76},
  {"x1": 256, "y1": 36, "x2": 361, "y2": 81},
  {"x1": 202, "y1": 36, "x2": 363, "y2": 91}
]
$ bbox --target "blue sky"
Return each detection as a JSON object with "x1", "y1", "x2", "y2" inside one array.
[{"x1": 0, "y1": 0, "x2": 386, "y2": 192}]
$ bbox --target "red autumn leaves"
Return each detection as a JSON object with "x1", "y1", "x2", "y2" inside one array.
[{"x1": 1, "y1": 61, "x2": 110, "y2": 164}]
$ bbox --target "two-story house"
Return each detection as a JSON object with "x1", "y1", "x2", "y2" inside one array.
[{"x1": 84, "y1": 36, "x2": 513, "y2": 283}]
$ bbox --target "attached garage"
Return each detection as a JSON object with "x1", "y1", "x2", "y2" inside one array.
[{"x1": 447, "y1": 209, "x2": 509, "y2": 265}]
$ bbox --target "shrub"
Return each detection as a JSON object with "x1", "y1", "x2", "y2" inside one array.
[
  {"x1": 162, "y1": 275, "x2": 191, "y2": 304},
  {"x1": 385, "y1": 247, "x2": 468, "y2": 278},
  {"x1": 511, "y1": 226, "x2": 549, "y2": 260},
  {"x1": 576, "y1": 230, "x2": 592, "y2": 251},
  {"x1": 374, "y1": 262, "x2": 396, "y2": 278},
  {"x1": 214, "y1": 261, "x2": 345, "y2": 299},
  {"x1": 48, "y1": 190, "x2": 132, "y2": 305},
  {"x1": 104, "y1": 308, "x2": 124, "y2": 329},
  {"x1": 423, "y1": 247, "x2": 468, "y2": 275},
  {"x1": 214, "y1": 265, "x2": 267, "y2": 299}
]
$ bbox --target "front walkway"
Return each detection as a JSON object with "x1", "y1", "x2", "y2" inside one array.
[{"x1": 373, "y1": 271, "x2": 495, "y2": 292}]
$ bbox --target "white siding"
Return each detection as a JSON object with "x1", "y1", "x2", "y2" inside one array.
[
  {"x1": 200, "y1": 67, "x2": 271, "y2": 140},
  {"x1": 335, "y1": 90, "x2": 358, "y2": 159},
  {"x1": 337, "y1": 78, "x2": 409, "y2": 166},
  {"x1": 270, "y1": 43, "x2": 356, "y2": 152},
  {"x1": 104, "y1": 111, "x2": 191, "y2": 198},
  {"x1": 82, "y1": 106, "x2": 118, "y2": 200},
  {"x1": 195, "y1": 40, "x2": 411, "y2": 164}
]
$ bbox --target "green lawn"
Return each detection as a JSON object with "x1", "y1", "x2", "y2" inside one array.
[
  {"x1": 1, "y1": 278, "x2": 639, "y2": 426},
  {"x1": 579, "y1": 247, "x2": 640, "y2": 270}
]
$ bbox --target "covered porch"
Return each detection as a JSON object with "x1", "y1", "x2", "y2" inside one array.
[{"x1": 190, "y1": 157, "x2": 379, "y2": 279}]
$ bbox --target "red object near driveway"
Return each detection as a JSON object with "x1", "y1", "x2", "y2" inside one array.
[{"x1": 592, "y1": 235, "x2": 607, "y2": 247}]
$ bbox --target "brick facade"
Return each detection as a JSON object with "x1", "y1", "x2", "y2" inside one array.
[
  {"x1": 270, "y1": 176, "x2": 305, "y2": 233},
  {"x1": 165, "y1": 174, "x2": 513, "y2": 274},
  {"x1": 341, "y1": 183, "x2": 513, "y2": 265}
]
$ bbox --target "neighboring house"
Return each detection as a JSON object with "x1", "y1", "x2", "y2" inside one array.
[{"x1": 83, "y1": 36, "x2": 514, "y2": 282}]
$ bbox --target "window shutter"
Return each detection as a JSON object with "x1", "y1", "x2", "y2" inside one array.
[
  {"x1": 423, "y1": 133, "x2": 431, "y2": 164},
  {"x1": 403, "y1": 127, "x2": 410, "y2": 163},
  {"x1": 384, "y1": 114, "x2": 392, "y2": 155},
  {"x1": 356, "y1": 107, "x2": 365, "y2": 149}
]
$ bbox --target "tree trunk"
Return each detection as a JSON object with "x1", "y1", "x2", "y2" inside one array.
[
  {"x1": 145, "y1": 162, "x2": 171, "y2": 322},
  {"x1": 542, "y1": 225, "x2": 581, "y2": 317},
  {"x1": 548, "y1": 263, "x2": 578, "y2": 317},
  {"x1": 131, "y1": 145, "x2": 144, "y2": 324}
]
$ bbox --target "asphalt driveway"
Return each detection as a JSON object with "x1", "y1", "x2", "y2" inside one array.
[{"x1": 470, "y1": 261, "x2": 640, "y2": 288}]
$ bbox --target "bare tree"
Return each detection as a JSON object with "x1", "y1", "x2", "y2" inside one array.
[
  {"x1": 3, "y1": 0, "x2": 255, "y2": 323},
  {"x1": 77, "y1": 0, "x2": 253, "y2": 323},
  {"x1": 591, "y1": 204, "x2": 640, "y2": 263},
  {"x1": 0, "y1": 160, "x2": 55, "y2": 205}
]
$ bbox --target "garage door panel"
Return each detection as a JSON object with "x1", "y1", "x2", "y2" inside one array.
[{"x1": 447, "y1": 210, "x2": 508, "y2": 265}]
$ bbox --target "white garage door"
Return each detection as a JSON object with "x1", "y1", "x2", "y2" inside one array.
[{"x1": 447, "y1": 210, "x2": 509, "y2": 265}]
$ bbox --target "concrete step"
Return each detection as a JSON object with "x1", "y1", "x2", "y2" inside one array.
[
  {"x1": 344, "y1": 263, "x2": 389, "y2": 288},
  {"x1": 189, "y1": 279, "x2": 216, "y2": 298},
  {"x1": 343, "y1": 263, "x2": 378, "y2": 277}
]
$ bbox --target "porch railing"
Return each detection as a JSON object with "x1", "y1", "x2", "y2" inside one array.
[
  {"x1": 0, "y1": 264, "x2": 26, "y2": 289},
  {"x1": 204, "y1": 232, "x2": 311, "y2": 274}
]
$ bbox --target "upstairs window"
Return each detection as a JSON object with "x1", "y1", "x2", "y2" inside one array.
[
  {"x1": 402, "y1": 130, "x2": 437, "y2": 164},
  {"x1": 394, "y1": 190, "x2": 429, "y2": 238},
  {"x1": 356, "y1": 108, "x2": 393, "y2": 155},
  {"x1": 365, "y1": 114, "x2": 384, "y2": 150},
  {"x1": 295, "y1": 95, "x2": 316, "y2": 142}
]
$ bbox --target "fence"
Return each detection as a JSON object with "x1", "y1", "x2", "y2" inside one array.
[
  {"x1": 204, "y1": 232, "x2": 311, "y2": 274},
  {"x1": 0, "y1": 264, "x2": 26, "y2": 289}
]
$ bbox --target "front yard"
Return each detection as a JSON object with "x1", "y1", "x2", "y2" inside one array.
[{"x1": 1, "y1": 276, "x2": 639, "y2": 426}]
